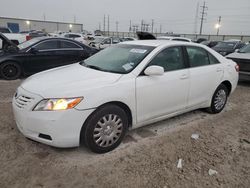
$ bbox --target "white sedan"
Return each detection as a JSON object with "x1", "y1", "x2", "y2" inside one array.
[{"x1": 12, "y1": 40, "x2": 239, "y2": 153}]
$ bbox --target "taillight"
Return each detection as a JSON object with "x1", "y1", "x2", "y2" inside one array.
[
  {"x1": 26, "y1": 35, "x2": 31, "y2": 41},
  {"x1": 235, "y1": 64, "x2": 240, "y2": 72}
]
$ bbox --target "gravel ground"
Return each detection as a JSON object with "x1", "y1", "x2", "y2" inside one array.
[{"x1": 0, "y1": 80, "x2": 249, "y2": 188}]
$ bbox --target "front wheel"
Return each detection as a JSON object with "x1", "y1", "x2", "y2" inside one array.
[
  {"x1": 0, "y1": 61, "x2": 21, "y2": 80},
  {"x1": 207, "y1": 84, "x2": 229, "y2": 114},
  {"x1": 82, "y1": 104, "x2": 128, "y2": 153}
]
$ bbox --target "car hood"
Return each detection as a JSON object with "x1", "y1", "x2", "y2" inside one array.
[
  {"x1": 226, "y1": 52, "x2": 250, "y2": 60},
  {"x1": 21, "y1": 63, "x2": 123, "y2": 98}
]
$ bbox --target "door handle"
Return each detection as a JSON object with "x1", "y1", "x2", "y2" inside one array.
[{"x1": 180, "y1": 74, "x2": 188, "y2": 80}]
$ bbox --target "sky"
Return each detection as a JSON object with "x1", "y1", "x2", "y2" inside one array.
[{"x1": 0, "y1": 0, "x2": 249, "y2": 35}]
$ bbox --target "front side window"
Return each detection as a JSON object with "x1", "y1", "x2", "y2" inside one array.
[
  {"x1": 80, "y1": 44, "x2": 155, "y2": 74},
  {"x1": 35, "y1": 40, "x2": 58, "y2": 50},
  {"x1": 186, "y1": 46, "x2": 209, "y2": 67},
  {"x1": 148, "y1": 47, "x2": 185, "y2": 72}
]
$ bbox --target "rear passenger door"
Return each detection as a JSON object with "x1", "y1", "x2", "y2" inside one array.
[
  {"x1": 185, "y1": 46, "x2": 224, "y2": 108},
  {"x1": 56, "y1": 40, "x2": 86, "y2": 65}
]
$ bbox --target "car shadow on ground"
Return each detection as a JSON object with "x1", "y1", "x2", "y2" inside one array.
[{"x1": 238, "y1": 80, "x2": 250, "y2": 87}]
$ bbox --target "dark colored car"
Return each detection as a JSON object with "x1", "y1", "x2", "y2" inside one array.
[
  {"x1": 0, "y1": 34, "x2": 98, "y2": 80},
  {"x1": 226, "y1": 44, "x2": 250, "y2": 81},
  {"x1": 212, "y1": 40, "x2": 246, "y2": 56},
  {"x1": 201, "y1": 40, "x2": 220, "y2": 48}
]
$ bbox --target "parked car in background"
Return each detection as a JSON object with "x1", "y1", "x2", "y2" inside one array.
[
  {"x1": 0, "y1": 35, "x2": 98, "y2": 80},
  {"x1": 121, "y1": 37, "x2": 137, "y2": 42},
  {"x1": 0, "y1": 26, "x2": 27, "y2": 45},
  {"x1": 201, "y1": 40, "x2": 220, "y2": 48},
  {"x1": 89, "y1": 36, "x2": 122, "y2": 50},
  {"x1": 212, "y1": 40, "x2": 246, "y2": 56},
  {"x1": 20, "y1": 30, "x2": 48, "y2": 41},
  {"x1": 12, "y1": 40, "x2": 238, "y2": 153},
  {"x1": 157, "y1": 36, "x2": 192, "y2": 42},
  {"x1": 61, "y1": 32, "x2": 88, "y2": 45},
  {"x1": 196, "y1": 38, "x2": 207, "y2": 43},
  {"x1": 226, "y1": 43, "x2": 250, "y2": 81}
]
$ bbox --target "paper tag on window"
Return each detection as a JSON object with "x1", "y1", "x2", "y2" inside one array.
[
  {"x1": 130, "y1": 49, "x2": 147, "y2": 54},
  {"x1": 122, "y1": 63, "x2": 133, "y2": 71}
]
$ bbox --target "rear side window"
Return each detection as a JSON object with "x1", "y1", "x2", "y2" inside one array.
[
  {"x1": 148, "y1": 46, "x2": 185, "y2": 72},
  {"x1": 186, "y1": 46, "x2": 209, "y2": 67},
  {"x1": 208, "y1": 53, "x2": 220, "y2": 64},
  {"x1": 36, "y1": 40, "x2": 59, "y2": 50},
  {"x1": 69, "y1": 34, "x2": 81, "y2": 38},
  {"x1": 60, "y1": 41, "x2": 81, "y2": 49}
]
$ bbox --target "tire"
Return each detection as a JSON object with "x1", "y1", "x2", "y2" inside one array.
[
  {"x1": 0, "y1": 61, "x2": 21, "y2": 80},
  {"x1": 207, "y1": 84, "x2": 229, "y2": 114},
  {"x1": 82, "y1": 104, "x2": 128, "y2": 153}
]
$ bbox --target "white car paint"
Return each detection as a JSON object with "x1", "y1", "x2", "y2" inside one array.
[
  {"x1": 61, "y1": 33, "x2": 88, "y2": 45},
  {"x1": 3, "y1": 33, "x2": 26, "y2": 44},
  {"x1": 157, "y1": 36, "x2": 192, "y2": 42},
  {"x1": 12, "y1": 40, "x2": 238, "y2": 148}
]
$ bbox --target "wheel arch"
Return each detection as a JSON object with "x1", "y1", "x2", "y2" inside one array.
[
  {"x1": 220, "y1": 80, "x2": 232, "y2": 95},
  {"x1": 79, "y1": 101, "x2": 133, "y2": 145}
]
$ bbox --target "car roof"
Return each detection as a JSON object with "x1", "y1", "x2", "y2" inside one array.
[{"x1": 122, "y1": 40, "x2": 197, "y2": 47}]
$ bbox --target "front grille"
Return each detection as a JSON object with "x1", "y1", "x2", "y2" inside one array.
[{"x1": 15, "y1": 95, "x2": 34, "y2": 109}]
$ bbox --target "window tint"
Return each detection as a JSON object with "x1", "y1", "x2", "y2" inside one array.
[
  {"x1": 0, "y1": 28, "x2": 11, "y2": 33},
  {"x1": 61, "y1": 41, "x2": 81, "y2": 49},
  {"x1": 36, "y1": 40, "x2": 58, "y2": 50},
  {"x1": 149, "y1": 47, "x2": 185, "y2": 72},
  {"x1": 208, "y1": 53, "x2": 220, "y2": 64},
  {"x1": 186, "y1": 46, "x2": 209, "y2": 67},
  {"x1": 172, "y1": 38, "x2": 189, "y2": 42}
]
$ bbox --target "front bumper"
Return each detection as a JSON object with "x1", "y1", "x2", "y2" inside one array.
[{"x1": 12, "y1": 87, "x2": 94, "y2": 148}]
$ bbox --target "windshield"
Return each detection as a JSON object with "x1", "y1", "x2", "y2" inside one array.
[
  {"x1": 239, "y1": 44, "x2": 250, "y2": 53},
  {"x1": 80, "y1": 44, "x2": 155, "y2": 74},
  {"x1": 215, "y1": 41, "x2": 237, "y2": 49},
  {"x1": 17, "y1": 38, "x2": 40, "y2": 49}
]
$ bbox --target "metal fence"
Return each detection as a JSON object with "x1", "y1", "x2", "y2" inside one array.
[{"x1": 105, "y1": 31, "x2": 250, "y2": 42}]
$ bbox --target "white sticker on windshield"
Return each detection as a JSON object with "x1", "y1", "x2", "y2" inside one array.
[
  {"x1": 122, "y1": 63, "x2": 133, "y2": 71},
  {"x1": 130, "y1": 49, "x2": 147, "y2": 54}
]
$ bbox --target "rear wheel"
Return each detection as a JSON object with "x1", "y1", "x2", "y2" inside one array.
[
  {"x1": 82, "y1": 104, "x2": 128, "y2": 153},
  {"x1": 0, "y1": 61, "x2": 21, "y2": 80},
  {"x1": 207, "y1": 84, "x2": 228, "y2": 114}
]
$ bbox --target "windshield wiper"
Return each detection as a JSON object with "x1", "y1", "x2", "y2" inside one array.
[{"x1": 80, "y1": 61, "x2": 103, "y2": 71}]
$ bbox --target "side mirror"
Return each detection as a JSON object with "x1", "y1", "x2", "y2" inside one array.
[
  {"x1": 144, "y1": 65, "x2": 164, "y2": 76},
  {"x1": 235, "y1": 49, "x2": 239, "y2": 53},
  {"x1": 30, "y1": 47, "x2": 38, "y2": 54}
]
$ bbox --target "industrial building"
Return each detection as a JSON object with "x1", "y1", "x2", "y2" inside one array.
[{"x1": 0, "y1": 17, "x2": 83, "y2": 33}]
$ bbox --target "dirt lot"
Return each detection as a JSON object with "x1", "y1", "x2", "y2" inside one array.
[{"x1": 0, "y1": 80, "x2": 249, "y2": 188}]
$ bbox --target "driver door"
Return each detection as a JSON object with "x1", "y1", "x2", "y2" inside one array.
[{"x1": 136, "y1": 46, "x2": 190, "y2": 123}]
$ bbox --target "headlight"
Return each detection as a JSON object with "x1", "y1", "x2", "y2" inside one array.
[{"x1": 33, "y1": 97, "x2": 83, "y2": 111}]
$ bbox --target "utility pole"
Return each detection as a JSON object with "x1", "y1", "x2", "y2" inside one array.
[
  {"x1": 99, "y1": 22, "x2": 101, "y2": 31},
  {"x1": 116, "y1": 21, "x2": 119, "y2": 36},
  {"x1": 216, "y1": 16, "x2": 221, "y2": 35},
  {"x1": 199, "y1": 1, "x2": 208, "y2": 35},
  {"x1": 129, "y1": 20, "x2": 132, "y2": 32},
  {"x1": 107, "y1": 15, "x2": 110, "y2": 36},
  {"x1": 193, "y1": 2, "x2": 199, "y2": 34},
  {"x1": 43, "y1": 13, "x2": 46, "y2": 21},
  {"x1": 141, "y1": 20, "x2": 143, "y2": 31},
  {"x1": 160, "y1": 24, "x2": 162, "y2": 34},
  {"x1": 74, "y1": 15, "x2": 76, "y2": 23},
  {"x1": 103, "y1": 15, "x2": 106, "y2": 35},
  {"x1": 151, "y1": 19, "x2": 154, "y2": 33}
]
